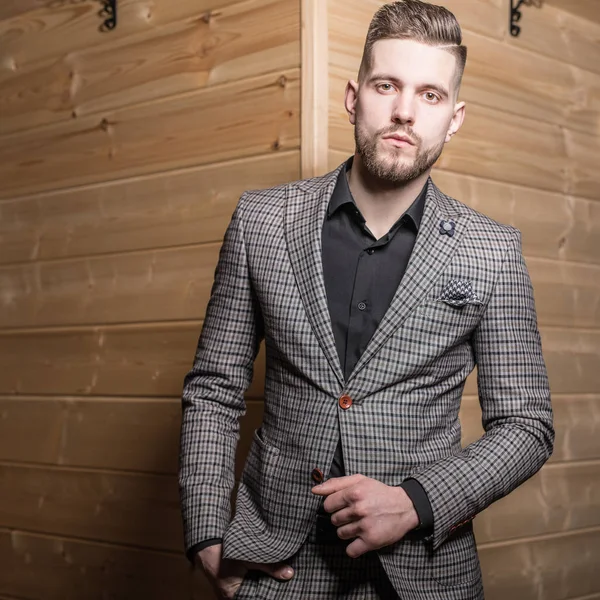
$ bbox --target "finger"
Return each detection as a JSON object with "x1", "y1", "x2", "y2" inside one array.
[
  {"x1": 311, "y1": 474, "x2": 364, "y2": 496},
  {"x1": 336, "y1": 521, "x2": 361, "y2": 540},
  {"x1": 245, "y1": 561, "x2": 294, "y2": 581},
  {"x1": 322, "y1": 488, "x2": 352, "y2": 514},
  {"x1": 330, "y1": 506, "x2": 357, "y2": 527},
  {"x1": 346, "y1": 537, "x2": 370, "y2": 559}
]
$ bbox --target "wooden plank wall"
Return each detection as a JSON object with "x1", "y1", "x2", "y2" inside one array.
[
  {"x1": 0, "y1": 0, "x2": 300, "y2": 598},
  {"x1": 326, "y1": 0, "x2": 600, "y2": 598}
]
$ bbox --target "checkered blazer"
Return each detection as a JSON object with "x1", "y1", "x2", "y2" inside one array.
[{"x1": 179, "y1": 161, "x2": 554, "y2": 598}]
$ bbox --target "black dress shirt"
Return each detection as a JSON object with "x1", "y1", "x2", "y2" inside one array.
[
  {"x1": 319, "y1": 157, "x2": 433, "y2": 530},
  {"x1": 187, "y1": 157, "x2": 433, "y2": 563}
]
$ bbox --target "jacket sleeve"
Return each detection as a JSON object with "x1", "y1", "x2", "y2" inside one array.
[
  {"x1": 178, "y1": 195, "x2": 264, "y2": 556},
  {"x1": 410, "y1": 228, "x2": 554, "y2": 551}
]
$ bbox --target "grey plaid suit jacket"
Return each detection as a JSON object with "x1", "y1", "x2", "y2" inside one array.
[{"x1": 179, "y1": 161, "x2": 554, "y2": 599}]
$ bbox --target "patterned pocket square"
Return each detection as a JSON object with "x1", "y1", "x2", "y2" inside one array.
[{"x1": 438, "y1": 279, "x2": 482, "y2": 307}]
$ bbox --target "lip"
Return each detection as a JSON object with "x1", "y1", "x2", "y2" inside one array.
[{"x1": 382, "y1": 134, "x2": 415, "y2": 147}]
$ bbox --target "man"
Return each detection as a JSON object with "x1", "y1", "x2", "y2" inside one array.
[{"x1": 179, "y1": 1, "x2": 554, "y2": 598}]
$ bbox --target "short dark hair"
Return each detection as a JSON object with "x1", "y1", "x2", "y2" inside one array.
[{"x1": 358, "y1": 0, "x2": 467, "y2": 97}]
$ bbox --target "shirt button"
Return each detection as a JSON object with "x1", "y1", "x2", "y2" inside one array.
[
  {"x1": 339, "y1": 395, "x2": 353, "y2": 409},
  {"x1": 311, "y1": 467, "x2": 324, "y2": 483},
  {"x1": 367, "y1": 248, "x2": 375, "y2": 255},
  {"x1": 358, "y1": 302, "x2": 366, "y2": 311}
]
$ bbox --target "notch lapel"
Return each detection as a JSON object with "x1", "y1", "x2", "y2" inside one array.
[
  {"x1": 285, "y1": 167, "x2": 345, "y2": 387},
  {"x1": 347, "y1": 177, "x2": 472, "y2": 384}
]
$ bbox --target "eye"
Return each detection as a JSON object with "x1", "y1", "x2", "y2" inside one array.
[
  {"x1": 377, "y1": 83, "x2": 395, "y2": 92},
  {"x1": 424, "y1": 92, "x2": 440, "y2": 103}
]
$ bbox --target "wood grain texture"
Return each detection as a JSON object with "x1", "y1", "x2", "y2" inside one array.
[
  {"x1": 0, "y1": 0, "x2": 300, "y2": 134},
  {"x1": 429, "y1": 169, "x2": 600, "y2": 266},
  {"x1": 0, "y1": 243, "x2": 221, "y2": 328},
  {"x1": 330, "y1": 151, "x2": 600, "y2": 267},
  {"x1": 0, "y1": 68, "x2": 300, "y2": 199},
  {"x1": 328, "y1": 3, "x2": 600, "y2": 135},
  {"x1": 0, "y1": 0, "x2": 246, "y2": 69},
  {"x1": 0, "y1": 528, "x2": 210, "y2": 600},
  {"x1": 1, "y1": 241, "x2": 597, "y2": 330},
  {"x1": 0, "y1": 323, "x2": 266, "y2": 399},
  {"x1": 479, "y1": 528, "x2": 600, "y2": 600},
  {"x1": 0, "y1": 396, "x2": 264, "y2": 477},
  {"x1": 300, "y1": 0, "x2": 329, "y2": 177},
  {"x1": 462, "y1": 328, "x2": 600, "y2": 397},
  {"x1": 0, "y1": 463, "x2": 182, "y2": 551},
  {"x1": 474, "y1": 461, "x2": 600, "y2": 543},
  {"x1": 0, "y1": 152, "x2": 300, "y2": 265},
  {"x1": 508, "y1": 2, "x2": 600, "y2": 76},
  {"x1": 330, "y1": 79, "x2": 600, "y2": 196},
  {"x1": 2, "y1": 391, "x2": 598, "y2": 472},
  {"x1": 0, "y1": 323, "x2": 596, "y2": 398},
  {"x1": 460, "y1": 394, "x2": 600, "y2": 464},
  {"x1": 544, "y1": 0, "x2": 600, "y2": 26}
]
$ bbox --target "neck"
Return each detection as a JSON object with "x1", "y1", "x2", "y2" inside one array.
[{"x1": 347, "y1": 153, "x2": 430, "y2": 239}]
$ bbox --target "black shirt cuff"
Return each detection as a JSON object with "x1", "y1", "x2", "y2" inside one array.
[
  {"x1": 400, "y1": 478, "x2": 434, "y2": 531},
  {"x1": 186, "y1": 538, "x2": 222, "y2": 565}
]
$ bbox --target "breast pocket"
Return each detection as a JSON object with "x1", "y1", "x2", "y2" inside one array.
[{"x1": 415, "y1": 299, "x2": 486, "y2": 338}]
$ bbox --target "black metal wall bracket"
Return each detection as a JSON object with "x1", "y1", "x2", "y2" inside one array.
[
  {"x1": 511, "y1": 0, "x2": 543, "y2": 37},
  {"x1": 99, "y1": 0, "x2": 117, "y2": 32}
]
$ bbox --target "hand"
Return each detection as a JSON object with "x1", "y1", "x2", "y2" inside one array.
[
  {"x1": 195, "y1": 543, "x2": 294, "y2": 599},
  {"x1": 312, "y1": 474, "x2": 420, "y2": 558}
]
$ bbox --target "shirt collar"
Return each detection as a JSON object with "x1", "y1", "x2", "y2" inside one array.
[{"x1": 327, "y1": 155, "x2": 427, "y2": 231}]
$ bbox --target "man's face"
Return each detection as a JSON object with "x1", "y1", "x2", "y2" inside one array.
[{"x1": 346, "y1": 38, "x2": 465, "y2": 184}]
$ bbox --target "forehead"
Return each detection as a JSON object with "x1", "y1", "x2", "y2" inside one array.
[{"x1": 367, "y1": 38, "x2": 456, "y2": 87}]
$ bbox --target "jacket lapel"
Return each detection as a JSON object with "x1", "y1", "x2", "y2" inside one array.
[
  {"x1": 285, "y1": 166, "x2": 346, "y2": 387},
  {"x1": 347, "y1": 177, "x2": 473, "y2": 385}
]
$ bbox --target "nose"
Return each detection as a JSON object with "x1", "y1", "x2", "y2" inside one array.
[{"x1": 391, "y1": 93, "x2": 415, "y2": 126}]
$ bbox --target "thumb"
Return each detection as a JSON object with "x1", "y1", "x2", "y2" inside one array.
[{"x1": 244, "y1": 560, "x2": 294, "y2": 581}]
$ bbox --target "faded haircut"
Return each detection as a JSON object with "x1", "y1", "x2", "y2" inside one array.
[{"x1": 358, "y1": 0, "x2": 467, "y2": 97}]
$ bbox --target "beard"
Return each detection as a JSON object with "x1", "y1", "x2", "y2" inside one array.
[{"x1": 354, "y1": 119, "x2": 445, "y2": 184}]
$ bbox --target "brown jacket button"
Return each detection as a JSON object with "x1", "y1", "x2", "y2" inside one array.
[
  {"x1": 339, "y1": 395, "x2": 353, "y2": 409},
  {"x1": 311, "y1": 467, "x2": 324, "y2": 483}
]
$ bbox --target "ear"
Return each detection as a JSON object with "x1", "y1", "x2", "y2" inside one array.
[
  {"x1": 445, "y1": 101, "x2": 466, "y2": 143},
  {"x1": 344, "y1": 80, "x2": 359, "y2": 125}
]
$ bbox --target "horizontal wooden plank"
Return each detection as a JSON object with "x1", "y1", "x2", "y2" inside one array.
[
  {"x1": 0, "y1": 529, "x2": 211, "y2": 600},
  {"x1": 0, "y1": 243, "x2": 222, "y2": 328},
  {"x1": 1, "y1": 390, "x2": 596, "y2": 476},
  {"x1": 459, "y1": 30, "x2": 600, "y2": 135},
  {"x1": 545, "y1": 0, "x2": 600, "y2": 26},
  {"x1": 0, "y1": 0, "x2": 300, "y2": 134},
  {"x1": 462, "y1": 328, "x2": 600, "y2": 397},
  {"x1": 0, "y1": 396, "x2": 264, "y2": 478},
  {"x1": 508, "y1": 2, "x2": 600, "y2": 76},
  {"x1": 0, "y1": 0, "x2": 246, "y2": 69},
  {"x1": 0, "y1": 67, "x2": 300, "y2": 199},
  {"x1": 329, "y1": 82, "x2": 583, "y2": 195},
  {"x1": 474, "y1": 461, "x2": 600, "y2": 544},
  {"x1": 460, "y1": 394, "x2": 600, "y2": 464},
  {"x1": 480, "y1": 528, "x2": 600, "y2": 600},
  {"x1": 0, "y1": 0, "x2": 45, "y2": 21},
  {"x1": 0, "y1": 464, "x2": 182, "y2": 551},
  {"x1": 0, "y1": 152, "x2": 300, "y2": 264},
  {"x1": 540, "y1": 329, "x2": 600, "y2": 396},
  {"x1": 0, "y1": 322, "x2": 596, "y2": 398},
  {"x1": 1, "y1": 241, "x2": 597, "y2": 329},
  {"x1": 0, "y1": 322, "x2": 266, "y2": 399},
  {"x1": 328, "y1": 5, "x2": 600, "y2": 135},
  {"x1": 328, "y1": 0, "x2": 506, "y2": 50},
  {"x1": 429, "y1": 169, "x2": 600, "y2": 267},
  {"x1": 525, "y1": 258, "x2": 600, "y2": 329},
  {"x1": 564, "y1": 127, "x2": 600, "y2": 201}
]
